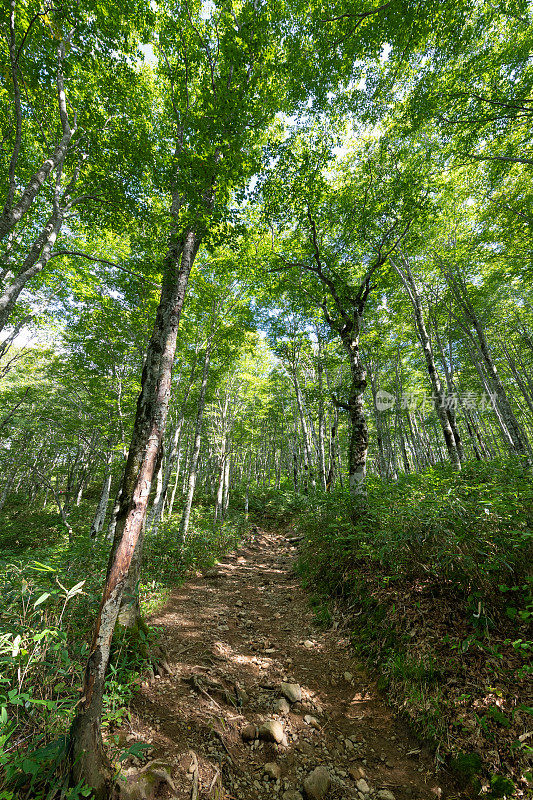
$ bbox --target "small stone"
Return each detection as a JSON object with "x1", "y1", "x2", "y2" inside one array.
[
  {"x1": 259, "y1": 719, "x2": 285, "y2": 743},
  {"x1": 303, "y1": 715, "x2": 320, "y2": 729},
  {"x1": 281, "y1": 682, "x2": 302, "y2": 703},
  {"x1": 376, "y1": 791, "x2": 396, "y2": 800},
  {"x1": 265, "y1": 763, "x2": 282, "y2": 780},
  {"x1": 303, "y1": 766, "x2": 331, "y2": 799},
  {"x1": 356, "y1": 778, "x2": 370, "y2": 794},
  {"x1": 344, "y1": 672, "x2": 353, "y2": 682},
  {"x1": 303, "y1": 640, "x2": 314, "y2": 649},
  {"x1": 275, "y1": 697, "x2": 291, "y2": 715},
  {"x1": 304, "y1": 742, "x2": 316, "y2": 757},
  {"x1": 283, "y1": 792, "x2": 304, "y2": 800},
  {"x1": 241, "y1": 723, "x2": 258, "y2": 741},
  {"x1": 119, "y1": 761, "x2": 175, "y2": 800}
]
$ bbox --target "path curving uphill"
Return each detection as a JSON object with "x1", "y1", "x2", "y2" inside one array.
[{"x1": 115, "y1": 529, "x2": 455, "y2": 800}]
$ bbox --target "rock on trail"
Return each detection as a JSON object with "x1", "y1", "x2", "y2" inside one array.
[{"x1": 112, "y1": 528, "x2": 453, "y2": 799}]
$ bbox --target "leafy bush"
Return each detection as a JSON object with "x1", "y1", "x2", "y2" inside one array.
[
  {"x1": 235, "y1": 486, "x2": 309, "y2": 524},
  {"x1": 0, "y1": 561, "x2": 93, "y2": 798},
  {"x1": 297, "y1": 457, "x2": 533, "y2": 794},
  {"x1": 0, "y1": 491, "x2": 250, "y2": 798},
  {"x1": 301, "y1": 458, "x2": 533, "y2": 600}
]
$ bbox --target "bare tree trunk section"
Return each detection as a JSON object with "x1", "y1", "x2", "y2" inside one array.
[
  {"x1": 291, "y1": 368, "x2": 316, "y2": 491},
  {"x1": 445, "y1": 269, "x2": 530, "y2": 462},
  {"x1": 429, "y1": 312, "x2": 465, "y2": 462},
  {"x1": 90, "y1": 451, "x2": 113, "y2": 538},
  {"x1": 391, "y1": 253, "x2": 461, "y2": 471},
  {"x1": 316, "y1": 344, "x2": 327, "y2": 490},
  {"x1": 69, "y1": 228, "x2": 200, "y2": 797},
  {"x1": 179, "y1": 334, "x2": 213, "y2": 541}
]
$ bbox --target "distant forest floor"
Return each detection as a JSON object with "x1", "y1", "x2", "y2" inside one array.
[{"x1": 113, "y1": 527, "x2": 459, "y2": 800}]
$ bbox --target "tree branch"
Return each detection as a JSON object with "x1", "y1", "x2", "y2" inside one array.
[{"x1": 50, "y1": 250, "x2": 161, "y2": 288}]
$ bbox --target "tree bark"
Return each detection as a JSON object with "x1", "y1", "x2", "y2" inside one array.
[
  {"x1": 391, "y1": 253, "x2": 461, "y2": 471},
  {"x1": 69, "y1": 227, "x2": 200, "y2": 797},
  {"x1": 316, "y1": 341, "x2": 327, "y2": 490},
  {"x1": 178, "y1": 333, "x2": 213, "y2": 541},
  {"x1": 445, "y1": 269, "x2": 530, "y2": 461},
  {"x1": 290, "y1": 366, "x2": 316, "y2": 491},
  {"x1": 0, "y1": 210, "x2": 63, "y2": 332},
  {"x1": 90, "y1": 450, "x2": 114, "y2": 538}
]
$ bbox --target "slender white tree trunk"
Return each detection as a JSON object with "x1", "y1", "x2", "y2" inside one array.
[{"x1": 179, "y1": 336, "x2": 213, "y2": 541}]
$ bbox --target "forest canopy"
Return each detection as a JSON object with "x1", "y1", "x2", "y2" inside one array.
[{"x1": 1, "y1": 0, "x2": 532, "y2": 798}]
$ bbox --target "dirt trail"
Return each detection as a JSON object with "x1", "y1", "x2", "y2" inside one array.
[{"x1": 118, "y1": 528, "x2": 456, "y2": 800}]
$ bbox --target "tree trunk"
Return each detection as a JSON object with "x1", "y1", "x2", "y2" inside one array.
[
  {"x1": 69, "y1": 227, "x2": 200, "y2": 797},
  {"x1": 222, "y1": 452, "x2": 230, "y2": 515},
  {"x1": 0, "y1": 459, "x2": 18, "y2": 511},
  {"x1": 316, "y1": 349, "x2": 327, "y2": 490},
  {"x1": 178, "y1": 335, "x2": 213, "y2": 541},
  {"x1": 446, "y1": 269, "x2": 530, "y2": 461},
  {"x1": 214, "y1": 437, "x2": 227, "y2": 523},
  {"x1": 90, "y1": 451, "x2": 113, "y2": 538},
  {"x1": 391, "y1": 253, "x2": 461, "y2": 471},
  {"x1": 147, "y1": 355, "x2": 199, "y2": 533},
  {"x1": 368, "y1": 362, "x2": 387, "y2": 478},
  {"x1": 147, "y1": 419, "x2": 181, "y2": 533},
  {"x1": 290, "y1": 368, "x2": 316, "y2": 490},
  {"x1": 168, "y1": 427, "x2": 188, "y2": 518},
  {"x1": 429, "y1": 311, "x2": 465, "y2": 461},
  {"x1": 0, "y1": 210, "x2": 63, "y2": 332}
]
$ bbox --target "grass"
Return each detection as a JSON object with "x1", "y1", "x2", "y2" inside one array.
[
  {"x1": 293, "y1": 457, "x2": 533, "y2": 798},
  {"x1": 0, "y1": 488, "x2": 250, "y2": 799}
]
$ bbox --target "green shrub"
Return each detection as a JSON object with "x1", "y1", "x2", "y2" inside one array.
[
  {"x1": 0, "y1": 493, "x2": 250, "y2": 798},
  {"x1": 296, "y1": 456, "x2": 532, "y2": 792}
]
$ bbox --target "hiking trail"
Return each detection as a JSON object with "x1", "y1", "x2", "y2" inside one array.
[{"x1": 116, "y1": 527, "x2": 455, "y2": 800}]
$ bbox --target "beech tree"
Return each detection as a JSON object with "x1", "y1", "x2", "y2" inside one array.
[
  {"x1": 68, "y1": 1, "x2": 314, "y2": 792},
  {"x1": 261, "y1": 131, "x2": 426, "y2": 496},
  {"x1": 0, "y1": 0, "x2": 155, "y2": 331}
]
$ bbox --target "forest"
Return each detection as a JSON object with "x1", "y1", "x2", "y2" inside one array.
[{"x1": 1, "y1": 0, "x2": 532, "y2": 798}]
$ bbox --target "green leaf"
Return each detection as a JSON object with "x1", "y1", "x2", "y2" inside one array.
[
  {"x1": 33, "y1": 592, "x2": 50, "y2": 608},
  {"x1": 66, "y1": 580, "x2": 86, "y2": 599},
  {"x1": 22, "y1": 758, "x2": 38, "y2": 775},
  {"x1": 28, "y1": 562, "x2": 56, "y2": 572},
  {"x1": 118, "y1": 741, "x2": 153, "y2": 762}
]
